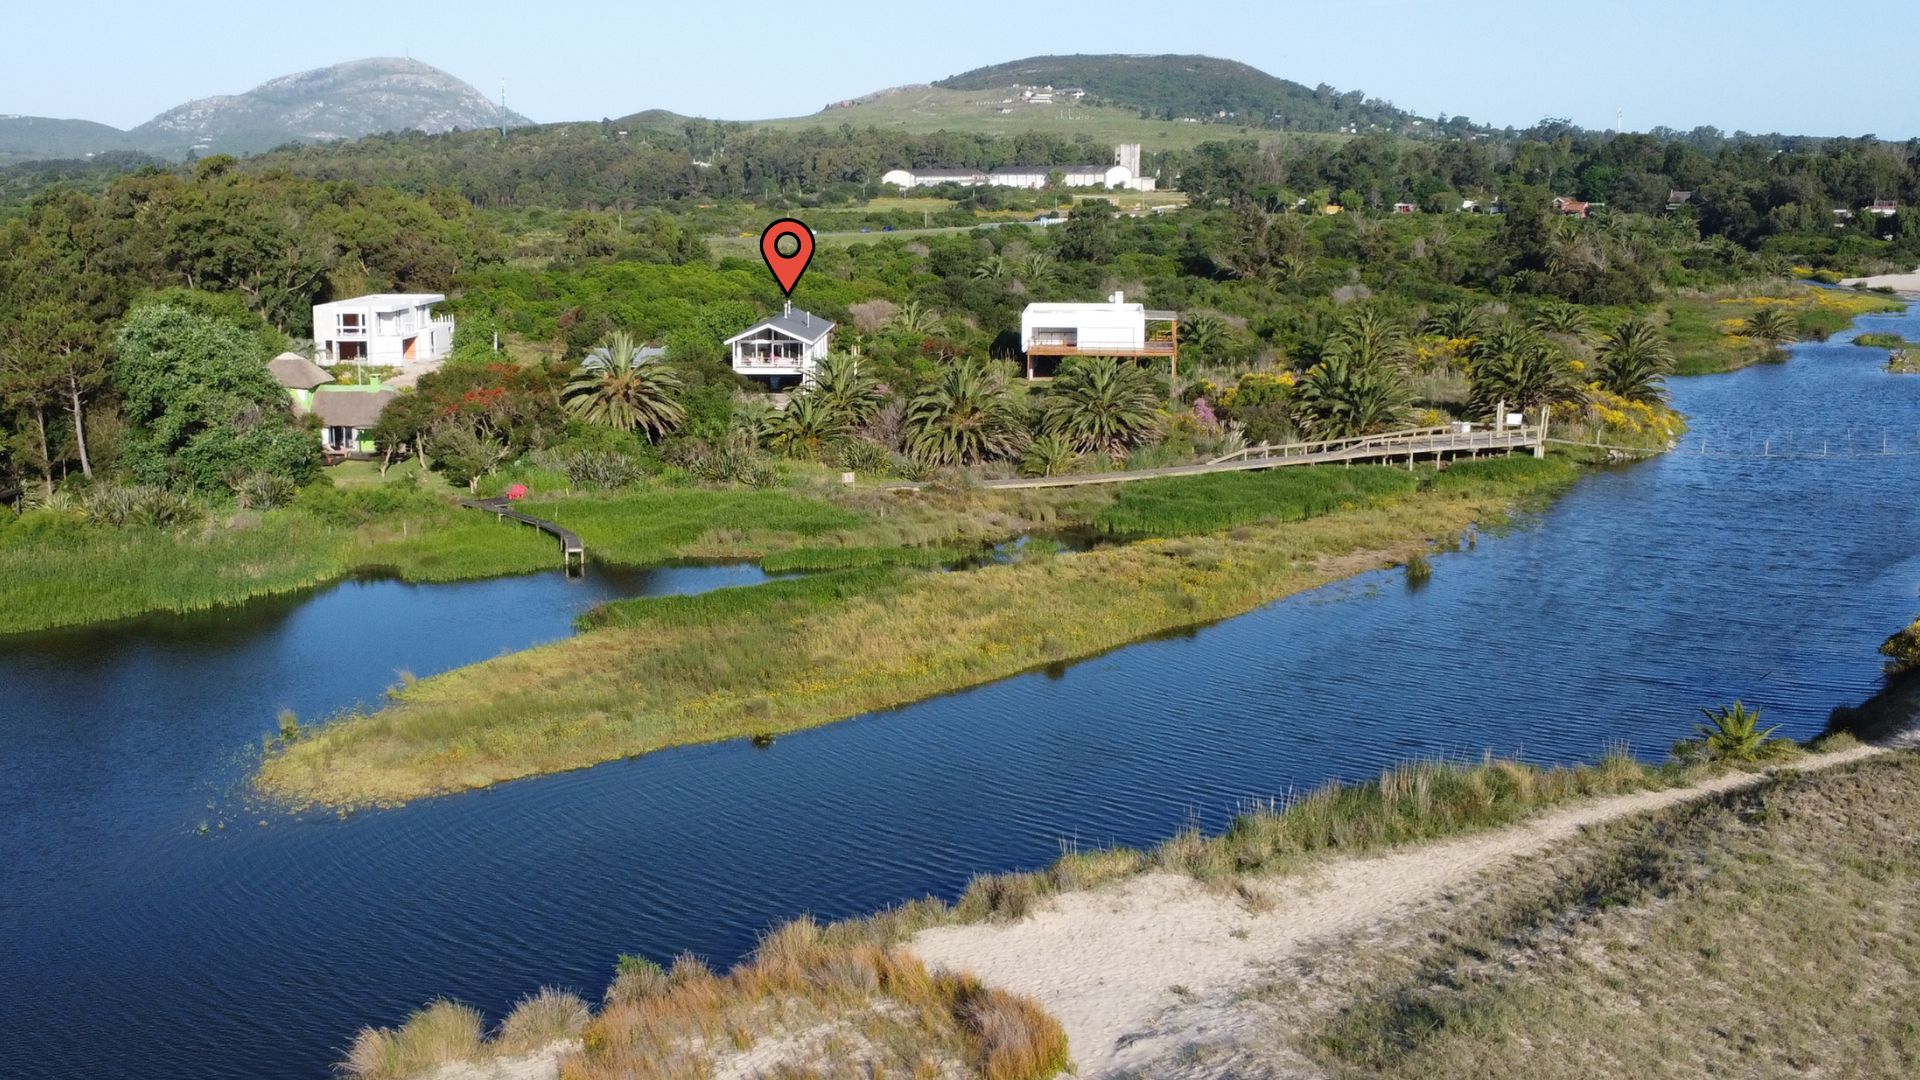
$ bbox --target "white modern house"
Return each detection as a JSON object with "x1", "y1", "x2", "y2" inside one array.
[
  {"x1": 881, "y1": 144, "x2": 1156, "y2": 192},
  {"x1": 724, "y1": 304, "x2": 835, "y2": 388},
  {"x1": 312, "y1": 293, "x2": 454, "y2": 366},
  {"x1": 1019, "y1": 291, "x2": 1179, "y2": 380}
]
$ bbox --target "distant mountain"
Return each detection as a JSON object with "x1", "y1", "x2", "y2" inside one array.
[
  {"x1": 0, "y1": 57, "x2": 529, "y2": 164},
  {"x1": 131, "y1": 57, "x2": 531, "y2": 156},
  {"x1": 935, "y1": 54, "x2": 1423, "y2": 133},
  {"x1": 0, "y1": 115, "x2": 133, "y2": 164}
]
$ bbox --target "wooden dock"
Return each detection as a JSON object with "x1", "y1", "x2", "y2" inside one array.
[
  {"x1": 460, "y1": 497, "x2": 585, "y2": 571},
  {"x1": 964, "y1": 425, "x2": 1544, "y2": 491}
]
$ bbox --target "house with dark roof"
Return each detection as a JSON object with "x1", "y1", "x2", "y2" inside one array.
[{"x1": 724, "y1": 304, "x2": 835, "y2": 388}]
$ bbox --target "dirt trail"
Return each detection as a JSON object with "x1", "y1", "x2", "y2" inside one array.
[{"x1": 911, "y1": 743, "x2": 1897, "y2": 1078}]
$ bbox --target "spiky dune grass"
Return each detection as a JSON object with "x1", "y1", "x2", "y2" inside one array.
[
  {"x1": 349, "y1": 923, "x2": 1066, "y2": 1080},
  {"x1": 258, "y1": 457, "x2": 1577, "y2": 807}
]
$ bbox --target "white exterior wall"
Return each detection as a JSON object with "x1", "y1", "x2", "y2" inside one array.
[
  {"x1": 880, "y1": 169, "x2": 916, "y2": 188},
  {"x1": 730, "y1": 331, "x2": 832, "y2": 383},
  {"x1": 1021, "y1": 297, "x2": 1147, "y2": 353},
  {"x1": 313, "y1": 295, "x2": 453, "y2": 366}
]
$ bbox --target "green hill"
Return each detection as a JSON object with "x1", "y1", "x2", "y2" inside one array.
[
  {"x1": 0, "y1": 116, "x2": 133, "y2": 165},
  {"x1": 935, "y1": 54, "x2": 1421, "y2": 133},
  {"x1": 754, "y1": 85, "x2": 1321, "y2": 153}
]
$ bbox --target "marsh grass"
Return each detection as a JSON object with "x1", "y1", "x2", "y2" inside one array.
[
  {"x1": 1094, "y1": 464, "x2": 1422, "y2": 537},
  {"x1": 259, "y1": 456, "x2": 1580, "y2": 807},
  {"x1": 758, "y1": 544, "x2": 971, "y2": 573},
  {"x1": 1666, "y1": 288, "x2": 1906, "y2": 375}
]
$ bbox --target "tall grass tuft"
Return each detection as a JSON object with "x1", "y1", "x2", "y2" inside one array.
[
  {"x1": 342, "y1": 999, "x2": 485, "y2": 1080},
  {"x1": 493, "y1": 988, "x2": 590, "y2": 1054}
]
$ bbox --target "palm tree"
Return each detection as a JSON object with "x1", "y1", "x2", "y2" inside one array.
[
  {"x1": 1742, "y1": 307, "x2": 1798, "y2": 353},
  {"x1": 563, "y1": 331, "x2": 684, "y2": 439},
  {"x1": 1179, "y1": 313, "x2": 1230, "y2": 365},
  {"x1": 890, "y1": 300, "x2": 944, "y2": 336},
  {"x1": 1041, "y1": 358, "x2": 1162, "y2": 457},
  {"x1": 809, "y1": 353, "x2": 885, "y2": 427},
  {"x1": 904, "y1": 359, "x2": 1026, "y2": 466},
  {"x1": 1528, "y1": 300, "x2": 1593, "y2": 341},
  {"x1": 1594, "y1": 319, "x2": 1674, "y2": 402},
  {"x1": 1466, "y1": 322, "x2": 1577, "y2": 416},
  {"x1": 1423, "y1": 300, "x2": 1491, "y2": 342},
  {"x1": 1291, "y1": 349, "x2": 1409, "y2": 438},
  {"x1": 764, "y1": 392, "x2": 850, "y2": 460},
  {"x1": 1021, "y1": 252, "x2": 1058, "y2": 284},
  {"x1": 1335, "y1": 308, "x2": 1411, "y2": 363},
  {"x1": 972, "y1": 254, "x2": 1011, "y2": 280}
]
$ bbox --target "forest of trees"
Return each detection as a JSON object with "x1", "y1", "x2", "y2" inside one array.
[{"x1": 0, "y1": 114, "x2": 1915, "y2": 504}]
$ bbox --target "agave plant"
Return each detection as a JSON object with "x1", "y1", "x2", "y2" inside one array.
[
  {"x1": 1018, "y1": 433, "x2": 1084, "y2": 478},
  {"x1": 1673, "y1": 701, "x2": 1793, "y2": 765},
  {"x1": 563, "y1": 331, "x2": 685, "y2": 439},
  {"x1": 971, "y1": 254, "x2": 1011, "y2": 280},
  {"x1": 1594, "y1": 318, "x2": 1674, "y2": 402},
  {"x1": 1041, "y1": 358, "x2": 1162, "y2": 457},
  {"x1": 904, "y1": 359, "x2": 1026, "y2": 466}
]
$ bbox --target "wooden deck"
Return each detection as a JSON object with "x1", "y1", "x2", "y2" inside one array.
[
  {"x1": 905, "y1": 425, "x2": 1543, "y2": 492},
  {"x1": 460, "y1": 497, "x2": 585, "y2": 570}
]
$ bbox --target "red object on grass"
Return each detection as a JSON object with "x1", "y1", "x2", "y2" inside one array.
[{"x1": 506, "y1": 484, "x2": 528, "y2": 501}]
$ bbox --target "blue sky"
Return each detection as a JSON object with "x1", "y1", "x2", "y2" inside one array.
[{"x1": 5, "y1": 0, "x2": 1907, "y2": 138}]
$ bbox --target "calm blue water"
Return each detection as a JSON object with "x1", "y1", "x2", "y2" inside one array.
[{"x1": 4, "y1": 307, "x2": 1919, "y2": 1079}]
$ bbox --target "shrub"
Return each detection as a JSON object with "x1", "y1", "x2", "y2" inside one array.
[
  {"x1": 1881, "y1": 618, "x2": 1920, "y2": 674},
  {"x1": 232, "y1": 470, "x2": 296, "y2": 510},
  {"x1": 532, "y1": 446, "x2": 652, "y2": 490},
  {"x1": 343, "y1": 999, "x2": 484, "y2": 1080},
  {"x1": 81, "y1": 484, "x2": 205, "y2": 528},
  {"x1": 826, "y1": 437, "x2": 892, "y2": 475}
]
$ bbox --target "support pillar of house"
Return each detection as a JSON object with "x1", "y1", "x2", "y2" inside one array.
[{"x1": 1025, "y1": 352, "x2": 1034, "y2": 381}]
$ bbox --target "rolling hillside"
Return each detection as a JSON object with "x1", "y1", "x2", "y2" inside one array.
[{"x1": 935, "y1": 54, "x2": 1422, "y2": 133}]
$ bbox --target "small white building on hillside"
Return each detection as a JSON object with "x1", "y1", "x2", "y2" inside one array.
[
  {"x1": 1019, "y1": 291, "x2": 1179, "y2": 379},
  {"x1": 724, "y1": 304, "x2": 836, "y2": 388},
  {"x1": 313, "y1": 293, "x2": 454, "y2": 366},
  {"x1": 881, "y1": 144, "x2": 1156, "y2": 192}
]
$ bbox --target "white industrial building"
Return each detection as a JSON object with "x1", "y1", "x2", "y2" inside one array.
[
  {"x1": 312, "y1": 294, "x2": 454, "y2": 366},
  {"x1": 881, "y1": 143, "x2": 1155, "y2": 192},
  {"x1": 1019, "y1": 291, "x2": 1179, "y2": 379}
]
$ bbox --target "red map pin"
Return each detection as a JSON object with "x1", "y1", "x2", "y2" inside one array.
[{"x1": 759, "y1": 218, "x2": 815, "y2": 297}]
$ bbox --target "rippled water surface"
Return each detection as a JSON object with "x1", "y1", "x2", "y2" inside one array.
[{"x1": 5, "y1": 307, "x2": 1919, "y2": 1078}]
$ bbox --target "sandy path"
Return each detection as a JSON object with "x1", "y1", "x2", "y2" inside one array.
[
  {"x1": 911, "y1": 743, "x2": 1895, "y2": 1078},
  {"x1": 1840, "y1": 267, "x2": 1920, "y2": 296}
]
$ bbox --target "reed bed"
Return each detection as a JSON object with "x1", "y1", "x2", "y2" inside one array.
[
  {"x1": 758, "y1": 544, "x2": 971, "y2": 573},
  {"x1": 259, "y1": 457, "x2": 1576, "y2": 807},
  {"x1": 1094, "y1": 464, "x2": 1422, "y2": 537}
]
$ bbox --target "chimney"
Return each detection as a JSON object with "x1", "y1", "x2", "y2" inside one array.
[
  {"x1": 784, "y1": 300, "x2": 792, "y2": 317},
  {"x1": 1108, "y1": 290, "x2": 1125, "y2": 304}
]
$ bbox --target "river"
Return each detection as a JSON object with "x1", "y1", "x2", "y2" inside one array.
[{"x1": 4, "y1": 306, "x2": 1918, "y2": 1079}]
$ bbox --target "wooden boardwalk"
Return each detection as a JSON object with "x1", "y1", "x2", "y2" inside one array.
[
  {"x1": 460, "y1": 497, "x2": 585, "y2": 570},
  {"x1": 961, "y1": 425, "x2": 1543, "y2": 491}
]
